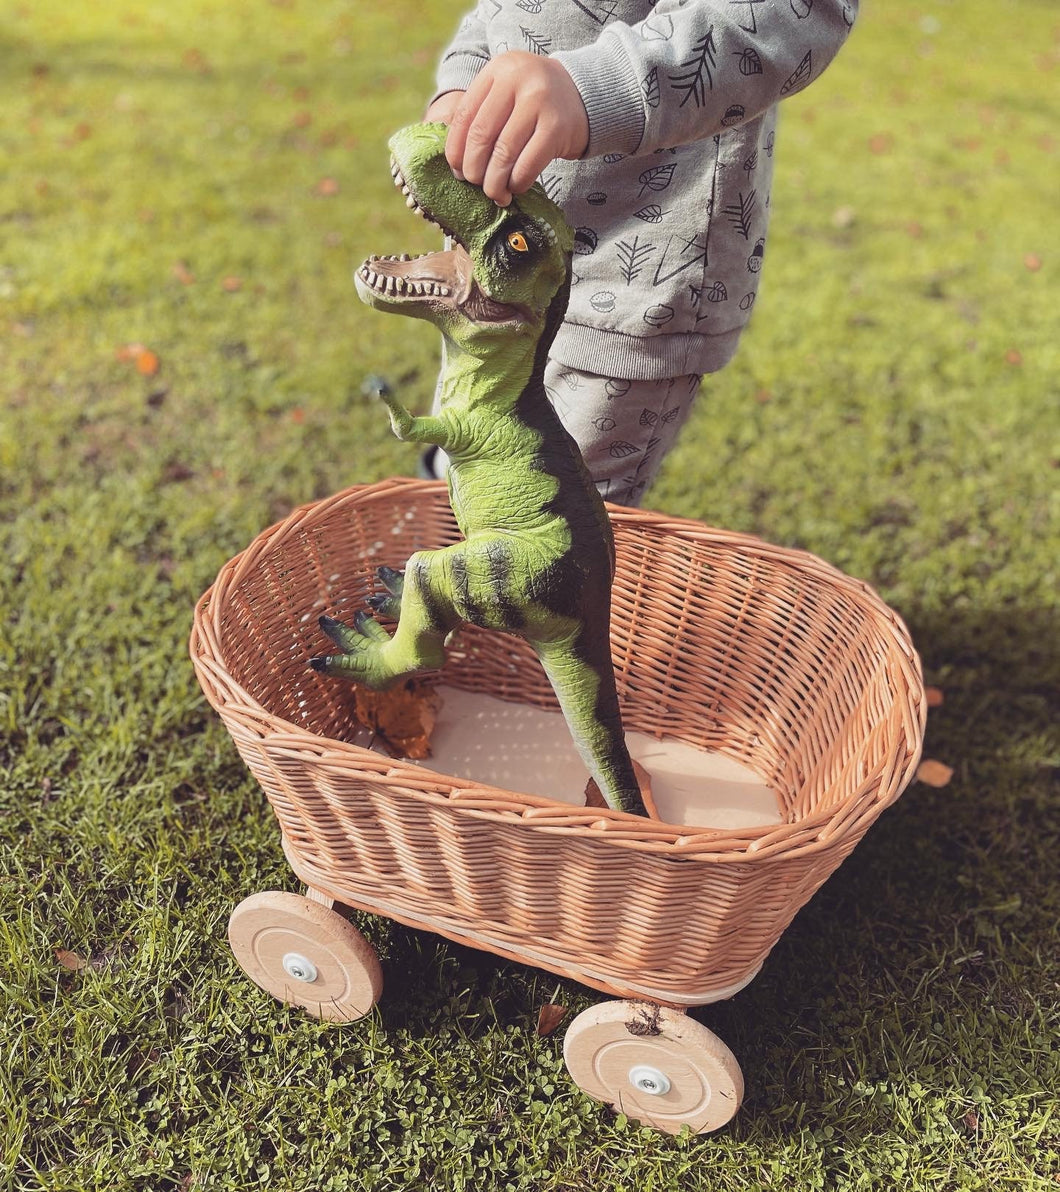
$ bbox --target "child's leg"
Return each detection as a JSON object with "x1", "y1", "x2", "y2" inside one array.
[{"x1": 543, "y1": 362, "x2": 703, "y2": 506}]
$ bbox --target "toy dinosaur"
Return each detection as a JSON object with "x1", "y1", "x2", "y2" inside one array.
[{"x1": 310, "y1": 122, "x2": 647, "y2": 817}]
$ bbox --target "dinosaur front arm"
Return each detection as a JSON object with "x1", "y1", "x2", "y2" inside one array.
[{"x1": 377, "y1": 389, "x2": 453, "y2": 449}]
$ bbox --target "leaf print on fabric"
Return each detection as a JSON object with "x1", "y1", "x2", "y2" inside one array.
[
  {"x1": 722, "y1": 190, "x2": 756, "y2": 239},
  {"x1": 617, "y1": 236, "x2": 657, "y2": 285},
  {"x1": 609, "y1": 440, "x2": 641, "y2": 459},
  {"x1": 640, "y1": 408, "x2": 658, "y2": 428},
  {"x1": 729, "y1": 0, "x2": 765, "y2": 35},
  {"x1": 638, "y1": 162, "x2": 677, "y2": 196},
  {"x1": 735, "y1": 46, "x2": 763, "y2": 75},
  {"x1": 652, "y1": 233, "x2": 708, "y2": 286},
  {"x1": 780, "y1": 51, "x2": 813, "y2": 95},
  {"x1": 570, "y1": 0, "x2": 620, "y2": 24},
  {"x1": 539, "y1": 173, "x2": 563, "y2": 201},
  {"x1": 640, "y1": 14, "x2": 675, "y2": 41},
  {"x1": 633, "y1": 204, "x2": 665, "y2": 224},
  {"x1": 661, "y1": 406, "x2": 682, "y2": 424},
  {"x1": 521, "y1": 26, "x2": 552, "y2": 53},
  {"x1": 643, "y1": 66, "x2": 661, "y2": 109},
  {"x1": 790, "y1": 0, "x2": 813, "y2": 17},
  {"x1": 668, "y1": 30, "x2": 718, "y2": 108},
  {"x1": 517, "y1": 0, "x2": 545, "y2": 12}
]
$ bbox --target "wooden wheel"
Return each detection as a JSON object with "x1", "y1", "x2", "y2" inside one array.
[
  {"x1": 563, "y1": 1001, "x2": 744, "y2": 1134},
  {"x1": 228, "y1": 891, "x2": 383, "y2": 1022}
]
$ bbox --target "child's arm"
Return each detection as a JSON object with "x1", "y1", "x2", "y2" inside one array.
[
  {"x1": 430, "y1": 5, "x2": 491, "y2": 118},
  {"x1": 446, "y1": 1, "x2": 858, "y2": 204}
]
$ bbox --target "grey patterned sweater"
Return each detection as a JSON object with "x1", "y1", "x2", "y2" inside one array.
[{"x1": 434, "y1": 0, "x2": 858, "y2": 380}]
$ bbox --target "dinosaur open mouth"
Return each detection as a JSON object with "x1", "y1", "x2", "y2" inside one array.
[{"x1": 354, "y1": 160, "x2": 527, "y2": 326}]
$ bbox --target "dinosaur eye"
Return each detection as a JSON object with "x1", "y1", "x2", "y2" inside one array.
[{"x1": 507, "y1": 231, "x2": 530, "y2": 253}]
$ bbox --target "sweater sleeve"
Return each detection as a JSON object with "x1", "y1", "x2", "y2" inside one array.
[
  {"x1": 432, "y1": 5, "x2": 492, "y2": 102},
  {"x1": 551, "y1": 0, "x2": 858, "y2": 159}
]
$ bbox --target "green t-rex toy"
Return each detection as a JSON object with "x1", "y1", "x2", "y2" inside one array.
[{"x1": 310, "y1": 123, "x2": 647, "y2": 817}]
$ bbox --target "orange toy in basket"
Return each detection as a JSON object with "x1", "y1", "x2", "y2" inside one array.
[{"x1": 191, "y1": 478, "x2": 925, "y2": 1134}]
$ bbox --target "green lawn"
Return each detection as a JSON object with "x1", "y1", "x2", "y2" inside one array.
[{"x1": 1, "y1": 1, "x2": 1057, "y2": 1188}]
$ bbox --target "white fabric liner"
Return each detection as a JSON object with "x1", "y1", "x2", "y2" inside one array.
[{"x1": 406, "y1": 686, "x2": 782, "y2": 830}]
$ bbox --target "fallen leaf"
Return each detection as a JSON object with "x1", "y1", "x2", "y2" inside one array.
[
  {"x1": 354, "y1": 678, "x2": 441, "y2": 759},
  {"x1": 292, "y1": 110, "x2": 312, "y2": 129},
  {"x1": 116, "y1": 343, "x2": 161, "y2": 376},
  {"x1": 222, "y1": 276, "x2": 243, "y2": 292},
  {"x1": 917, "y1": 759, "x2": 954, "y2": 787},
  {"x1": 314, "y1": 177, "x2": 340, "y2": 197},
  {"x1": 56, "y1": 949, "x2": 88, "y2": 971},
  {"x1": 1004, "y1": 349, "x2": 1023, "y2": 366},
  {"x1": 926, "y1": 687, "x2": 945, "y2": 707},
  {"x1": 172, "y1": 261, "x2": 195, "y2": 285},
  {"x1": 963, "y1": 1109, "x2": 979, "y2": 1131},
  {"x1": 869, "y1": 133, "x2": 894, "y2": 155},
  {"x1": 537, "y1": 1003, "x2": 568, "y2": 1037},
  {"x1": 1024, "y1": 253, "x2": 1042, "y2": 272},
  {"x1": 290, "y1": 407, "x2": 305, "y2": 424}
]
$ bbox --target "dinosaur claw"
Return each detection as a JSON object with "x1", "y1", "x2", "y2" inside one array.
[
  {"x1": 319, "y1": 613, "x2": 368, "y2": 652},
  {"x1": 308, "y1": 656, "x2": 327, "y2": 672},
  {"x1": 366, "y1": 593, "x2": 389, "y2": 611},
  {"x1": 376, "y1": 565, "x2": 405, "y2": 596}
]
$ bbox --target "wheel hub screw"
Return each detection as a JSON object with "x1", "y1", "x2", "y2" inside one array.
[
  {"x1": 282, "y1": 952, "x2": 318, "y2": 983},
  {"x1": 629, "y1": 1065, "x2": 672, "y2": 1096}
]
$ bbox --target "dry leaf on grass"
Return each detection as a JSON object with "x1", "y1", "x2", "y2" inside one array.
[
  {"x1": 56, "y1": 949, "x2": 88, "y2": 971},
  {"x1": 917, "y1": 759, "x2": 954, "y2": 787},
  {"x1": 116, "y1": 344, "x2": 161, "y2": 376},
  {"x1": 536, "y1": 1003, "x2": 568, "y2": 1037},
  {"x1": 354, "y1": 679, "x2": 441, "y2": 759}
]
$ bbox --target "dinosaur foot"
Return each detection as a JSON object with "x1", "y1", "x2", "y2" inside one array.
[
  {"x1": 309, "y1": 611, "x2": 392, "y2": 687},
  {"x1": 584, "y1": 760, "x2": 658, "y2": 820}
]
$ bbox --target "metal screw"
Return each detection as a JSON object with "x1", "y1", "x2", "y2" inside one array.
[{"x1": 282, "y1": 952, "x2": 318, "y2": 983}]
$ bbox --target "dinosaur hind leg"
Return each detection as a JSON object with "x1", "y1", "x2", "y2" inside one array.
[{"x1": 535, "y1": 634, "x2": 647, "y2": 817}]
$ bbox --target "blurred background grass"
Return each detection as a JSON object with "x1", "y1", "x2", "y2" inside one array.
[{"x1": 1, "y1": 1, "x2": 1057, "y2": 1189}]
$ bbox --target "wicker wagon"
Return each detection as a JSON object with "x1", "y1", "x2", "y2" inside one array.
[{"x1": 190, "y1": 477, "x2": 925, "y2": 1134}]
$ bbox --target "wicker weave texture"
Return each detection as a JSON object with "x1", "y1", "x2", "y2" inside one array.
[{"x1": 191, "y1": 478, "x2": 925, "y2": 1002}]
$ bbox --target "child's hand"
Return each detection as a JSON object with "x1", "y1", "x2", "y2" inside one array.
[{"x1": 443, "y1": 52, "x2": 589, "y2": 206}]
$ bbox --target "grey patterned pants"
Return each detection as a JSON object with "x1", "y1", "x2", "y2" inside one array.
[{"x1": 544, "y1": 361, "x2": 703, "y2": 507}]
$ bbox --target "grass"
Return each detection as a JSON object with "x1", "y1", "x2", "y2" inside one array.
[{"x1": 1, "y1": 0, "x2": 1058, "y2": 1188}]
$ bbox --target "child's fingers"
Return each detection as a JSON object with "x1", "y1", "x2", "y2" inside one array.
[
  {"x1": 446, "y1": 77, "x2": 512, "y2": 185},
  {"x1": 508, "y1": 122, "x2": 560, "y2": 197},
  {"x1": 481, "y1": 109, "x2": 540, "y2": 206},
  {"x1": 443, "y1": 72, "x2": 492, "y2": 177}
]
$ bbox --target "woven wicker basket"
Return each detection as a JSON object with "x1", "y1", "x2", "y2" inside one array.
[{"x1": 191, "y1": 477, "x2": 925, "y2": 1007}]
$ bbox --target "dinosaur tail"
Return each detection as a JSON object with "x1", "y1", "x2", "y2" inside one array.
[{"x1": 535, "y1": 631, "x2": 647, "y2": 817}]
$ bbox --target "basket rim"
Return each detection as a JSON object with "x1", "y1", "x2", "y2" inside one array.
[{"x1": 189, "y1": 476, "x2": 927, "y2": 861}]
